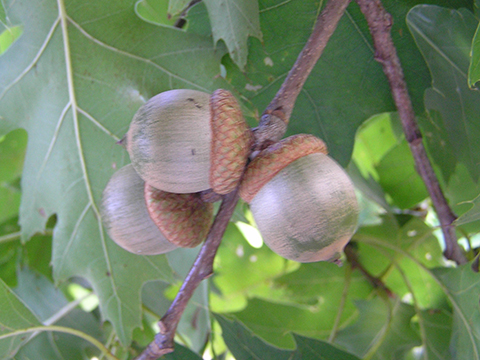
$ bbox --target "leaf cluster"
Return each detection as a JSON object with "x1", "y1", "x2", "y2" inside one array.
[{"x1": 1, "y1": 0, "x2": 480, "y2": 359}]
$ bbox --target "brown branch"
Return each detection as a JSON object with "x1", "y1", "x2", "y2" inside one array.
[
  {"x1": 136, "y1": 1, "x2": 353, "y2": 357},
  {"x1": 344, "y1": 243, "x2": 393, "y2": 297},
  {"x1": 355, "y1": 0, "x2": 467, "y2": 264},
  {"x1": 135, "y1": 190, "x2": 239, "y2": 360},
  {"x1": 253, "y1": 0, "x2": 352, "y2": 150}
]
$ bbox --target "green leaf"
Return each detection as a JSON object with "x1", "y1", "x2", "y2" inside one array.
[
  {"x1": 469, "y1": 22, "x2": 480, "y2": 88},
  {"x1": 167, "y1": 0, "x2": 190, "y2": 17},
  {"x1": 216, "y1": 313, "x2": 292, "y2": 359},
  {"x1": 135, "y1": 0, "x2": 180, "y2": 27},
  {"x1": 232, "y1": 294, "x2": 368, "y2": 349},
  {"x1": 221, "y1": 0, "x2": 468, "y2": 166},
  {"x1": 274, "y1": 261, "x2": 372, "y2": 326},
  {"x1": 414, "y1": 309, "x2": 453, "y2": 360},
  {"x1": 215, "y1": 314, "x2": 361, "y2": 360},
  {"x1": 0, "y1": 129, "x2": 27, "y2": 183},
  {"x1": 444, "y1": 164, "x2": 480, "y2": 233},
  {"x1": 0, "y1": 2, "x2": 6, "y2": 24},
  {"x1": 356, "y1": 217, "x2": 447, "y2": 309},
  {"x1": 335, "y1": 298, "x2": 421, "y2": 359},
  {"x1": 432, "y1": 264, "x2": 480, "y2": 360},
  {"x1": 456, "y1": 193, "x2": 480, "y2": 226},
  {"x1": 163, "y1": 342, "x2": 203, "y2": 360},
  {"x1": 0, "y1": 129, "x2": 26, "y2": 223},
  {"x1": 203, "y1": 0, "x2": 262, "y2": 71},
  {"x1": 292, "y1": 333, "x2": 361, "y2": 360},
  {"x1": 407, "y1": 5, "x2": 480, "y2": 182},
  {"x1": 211, "y1": 223, "x2": 297, "y2": 313},
  {"x1": 0, "y1": 278, "x2": 41, "y2": 358},
  {"x1": 13, "y1": 268, "x2": 103, "y2": 359},
  {"x1": 0, "y1": 0, "x2": 232, "y2": 345},
  {"x1": 0, "y1": 25, "x2": 22, "y2": 55},
  {"x1": 376, "y1": 141, "x2": 428, "y2": 209},
  {"x1": 352, "y1": 112, "x2": 403, "y2": 181}
]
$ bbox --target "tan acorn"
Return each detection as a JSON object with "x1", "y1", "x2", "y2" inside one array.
[
  {"x1": 239, "y1": 134, "x2": 359, "y2": 263},
  {"x1": 126, "y1": 89, "x2": 252, "y2": 195},
  {"x1": 101, "y1": 164, "x2": 213, "y2": 255}
]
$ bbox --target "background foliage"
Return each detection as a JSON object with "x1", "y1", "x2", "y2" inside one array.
[{"x1": 1, "y1": 0, "x2": 480, "y2": 359}]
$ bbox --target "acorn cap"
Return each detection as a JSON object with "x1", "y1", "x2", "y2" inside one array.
[
  {"x1": 209, "y1": 89, "x2": 252, "y2": 194},
  {"x1": 239, "y1": 134, "x2": 327, "y2": 203},
  {"x1": 145, "y1": 185, "x2": 214, "y2": 248}
]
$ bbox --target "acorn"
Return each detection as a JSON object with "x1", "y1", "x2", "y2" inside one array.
[
  {"x1": 101, "y1": 164, "x2": 213, "y2": 255},
  {"x1": 125, "y1": 89, "x2": 252, "y2": 195},
  {"x1": 239, "y1": 134, "x2": 359, "y2": 263}
]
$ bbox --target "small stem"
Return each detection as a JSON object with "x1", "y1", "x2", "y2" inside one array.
[
  {"x1": 328, "y1": 264, "x2": 352, "y2": 342},
  {"x1": 0, "y1": 325, "x2": 118, "y2": 360},
  {"x1": 0, "y1": 231, "x2": 21, "y2": 244},
  {"x1": 355, "y1": 0, "x2": 467, "y2": 265},
  {"x1": 253, "y1": 0, "x2": 351, "y2": 150},
  {"x1": 135, "y1": 190, "x2": 240, "y2": 360},
  {"x1": 344, "y1": 243, "x2": 393, "y2": 296},
  {"x1": 0, "y1": 229, "x2": 54, "y2": 244}
]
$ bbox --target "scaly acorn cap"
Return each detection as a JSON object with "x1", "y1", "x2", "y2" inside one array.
[
  {"x1": 239, "y1": 134, "x2": 327, "y2": 203},
  {"x1": 145, "y1": 185, "x2": 214, "y2": 248},
  {"x1": 210, "y1": 89, "x2": 252, "y2": 194}
]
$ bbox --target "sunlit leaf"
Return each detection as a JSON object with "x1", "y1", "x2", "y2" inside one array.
[
  {"x1": 167, "y1": 0, "x2": 190, "y2": 17},
  {"x1": 468, "y1": 23, "x2": 480, "y2": 88},
  {"x1": 135, "y1": 0, "x2": 180, "y2": 27},
  {"x1": 352, "y1": 113, "x2": 403, "y2": 180},
  {"x1": 211, "y1": 223, "x2": 297, "y2": 313},
  {"x1": 0, "y1": 25, "x2": 22, "y2": 55},
  {"x1": 376, "y1": 141, "x2": 428, "y2": 209},
  {"x1": 0, "y1": 129, "x2": 26, "y2": 223}
]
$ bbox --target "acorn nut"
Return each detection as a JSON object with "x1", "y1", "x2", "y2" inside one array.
[
  {"x1": 126, "y1": 89, "x2": 252, "y2": 195},
  {"x1": 239, "y1": 134, "x2": 359, "y2": 263},
  {"x1": 102, "y1": 164, "x2": 213, "y2": 255}
]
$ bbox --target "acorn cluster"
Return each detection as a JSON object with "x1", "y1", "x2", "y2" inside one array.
[{"x1": 101, "y1": 89, "x2": 359, "y2": 263}]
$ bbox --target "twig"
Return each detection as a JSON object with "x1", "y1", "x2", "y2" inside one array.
[
  {"x1": 355, "y1": 0, "x2": 467, "y2": 265},
  {"x1": 344, "y1": 243, "x2": 393, "y2": 297},
  {"x1": 136, "y1": 1, "x2": 353, "y2": 357},
  {"x1": 135, "y1": 190, "x2": 239, "y2": 360},
  {"x1": 253, "y1": 0, "x2": 352, "y2": 150}
]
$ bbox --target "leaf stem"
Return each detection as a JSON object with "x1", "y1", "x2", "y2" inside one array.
[
  {"x1": 0, "y1": 229, "x2": 53, "y2": 244},
  {"x1": 344, "y1": 243, "x2": 393, "y2": 296},
  {"x1": 355, "y1": 0, "x2": 467, "y2": 264},
  {"x1": 328, "y1": 264, "x2": 352, "y2": 342},
  {"x1": 0, "y1": 231, "x2": 21, "y2": 244},
  {"x1": 0, "y1": 325, "x2": 119, "y2": 360}
]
